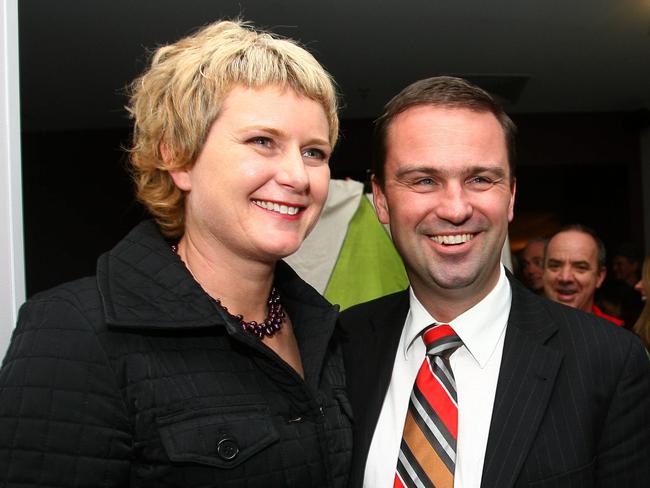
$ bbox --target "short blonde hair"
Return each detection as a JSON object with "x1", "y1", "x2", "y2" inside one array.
[{"x1": 127, "y1": 20, "x2": 339, "y2": 237}]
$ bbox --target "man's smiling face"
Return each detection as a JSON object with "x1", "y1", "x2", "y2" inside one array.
[
  {"x1": 373, "y1": 105, "x2": 515, "y2": 309},
  {"x1": 543, "y1": 229, "x2": 605, "y2": 312}
]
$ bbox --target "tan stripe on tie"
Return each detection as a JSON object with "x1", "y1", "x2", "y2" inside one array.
[{"x1": 403, "y1": 409, "x2": 454, "y2": 488}]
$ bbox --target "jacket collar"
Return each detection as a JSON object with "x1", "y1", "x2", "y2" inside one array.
[
  {"x1": 97, "y1": 220, "x2": 223, "y2": 329},
  {"x1": 97, "y1": 220, "x2": 337, "y2": 339}
]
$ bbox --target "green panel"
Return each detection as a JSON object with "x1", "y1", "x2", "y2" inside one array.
[{"x1": 325, "y1": 196, "x2": 408, "y2": 310}]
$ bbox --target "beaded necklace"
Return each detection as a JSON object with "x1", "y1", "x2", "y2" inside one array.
[{"x1": 171, "y1": 244, "x2": 285, "y2": 339}]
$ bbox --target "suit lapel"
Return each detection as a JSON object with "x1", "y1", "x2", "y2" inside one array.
[
  {"x1": 481, "y1": 278, "x2": 563, "y2": 488},
  {"x1": 348, "y1": 290, "x2": 410, "y2": 488},
  {"x1": 364, "y1": 291, "x2": 410, "y2": 438}
]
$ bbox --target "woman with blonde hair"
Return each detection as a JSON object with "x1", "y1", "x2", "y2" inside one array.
[
  {"x1": 0, "y1": 20, "x2": 351, "y2": 487},
  {"x1": 633, "y1": 256, "x2": 650, "y2": 349}
]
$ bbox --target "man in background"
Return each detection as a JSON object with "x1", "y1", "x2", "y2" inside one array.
[
  {"x1": 520, "y1": 238, "x2": 545, "y2": 294},
  {"x1": 611, "y1": 242, "x2": 642, "y2": 288},
  {"x1": 543, "y1": 225, "x2": 623, "y2": 326}
]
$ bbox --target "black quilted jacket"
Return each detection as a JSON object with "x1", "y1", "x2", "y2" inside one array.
[{"x1": 0, "y1": 220, "x2": 352, "y2": 487}]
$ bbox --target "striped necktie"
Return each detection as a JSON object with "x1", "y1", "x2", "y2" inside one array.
[{"x1": 394, "y1": 324, "x2": 463, "y2": 488}]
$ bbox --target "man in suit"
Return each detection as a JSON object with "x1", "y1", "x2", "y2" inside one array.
[{"x1": 340, "y1": 76, "x2": 650, "y2": 488}]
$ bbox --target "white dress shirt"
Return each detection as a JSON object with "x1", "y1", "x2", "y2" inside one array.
[{"x1": 363, "y1": 266, "x2": 512, "y2": 488}]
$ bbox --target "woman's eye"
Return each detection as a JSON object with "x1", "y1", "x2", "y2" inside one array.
[
  {"x1": 302, "y1": 148, "x2": 327, "y2": 159},
  {"x1": 249, "y1": 136, "x2": 272, "y2": 147}
]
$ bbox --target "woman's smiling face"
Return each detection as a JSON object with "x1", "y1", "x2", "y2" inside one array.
[{"x1": 171, "y1": 84, "x2": 331, "y2": 263}]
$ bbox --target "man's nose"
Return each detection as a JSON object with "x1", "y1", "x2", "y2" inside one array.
[
  {"x1": 435, "y1": 183, "x2": 473, "y2": 225},
  {"x1": 558, "y1": 266, "x2": 574, "y2": 282}
]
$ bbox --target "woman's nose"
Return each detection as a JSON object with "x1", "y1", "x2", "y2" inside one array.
[{"x1": 276, "y1": 150, "x2": 309, "y2": 192}]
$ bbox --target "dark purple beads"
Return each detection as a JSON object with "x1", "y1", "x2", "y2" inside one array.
[{"x1": 235, "y1": 287, "x2": 284, "y2": 339}]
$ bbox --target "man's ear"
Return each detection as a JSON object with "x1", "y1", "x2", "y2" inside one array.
[
  {"x1": 507, "y1": 177, "x2": 516, "y2": 223},
  {"x1": 596, "y1": 267, "x2": 607, "y2": 289},
  {"x1": 161, "y1": 141, "x2": 192, "y2": 191},
  {"x1": 371, "y1": 176, "x2": 390, "y2": 225}
]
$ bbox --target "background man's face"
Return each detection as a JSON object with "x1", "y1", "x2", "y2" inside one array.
[
  {"x1": 612, "y1": 255, "x2": 638, "y2": 283},
  {"x1": 521, "y1": 241, "x2": 545, "y2": 292},
  {"x1": 373, "y1": 105, "x2": 515, "y2": 305},
  {"x1": 543, "y1": 230, "x2": 605, "y2": 312}
]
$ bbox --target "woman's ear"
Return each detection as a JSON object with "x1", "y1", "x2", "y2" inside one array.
[{"x1": 161, "y1": 141, "x2": 192, "y2": 191}]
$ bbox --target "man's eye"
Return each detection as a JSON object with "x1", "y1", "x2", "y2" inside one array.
[
  {"x1": 467, "y1": 176, "x2": 492, "y2": 186},
  {"x1": 416, "y1": 178, "x2": 434, "y2": 185}
]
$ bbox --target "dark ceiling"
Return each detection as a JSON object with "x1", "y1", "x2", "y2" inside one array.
[{"x1": 19, "y1": 0, "x2": 650, "y2": 132}]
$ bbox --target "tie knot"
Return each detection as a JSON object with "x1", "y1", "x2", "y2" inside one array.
[{"x1": 422, "y1": 323, "x2": 462, "y2": 357}]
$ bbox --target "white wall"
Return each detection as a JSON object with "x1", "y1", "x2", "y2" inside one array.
[{"x1": 0, "y1": 0, "x2": 24, "y2": 359}]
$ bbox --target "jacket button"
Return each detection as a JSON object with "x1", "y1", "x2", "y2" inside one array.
[{"x1": 217, "y1": 436, "x2": 239, "y2": 461}]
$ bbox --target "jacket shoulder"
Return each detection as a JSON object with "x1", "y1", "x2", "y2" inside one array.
[
  {"x1": 540, "y1": 293, "x2": 634, "y2": 337},
  {"x1": 340, "y1": 289, "x2": 409, "y2": 324},
  {"x1": 524, "y1": 288, "x2": 646, "y2": 364},
  {"x1": 18, "y1": 276, "x2": 103, "y2": 331},
  {"x1": 5, "y1": 277, "x2": 107, "y2": 369},
  {"x1": 338, "y1": 289, "x2": 409, "y2": 348}
]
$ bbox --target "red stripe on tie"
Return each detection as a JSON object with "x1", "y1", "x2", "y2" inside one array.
[
  {"x1": 395, "y1": 323, "x2": 460, "y2": 486},
  {"x1": 415, "y1": 359, "x2": 458, "y2": 438},
  {"x1": 394, "y1": 472, "x2": 406, "y2": 488},
  {"x1": 422, "y1": 324, "x2": 455, "y2": 345}
]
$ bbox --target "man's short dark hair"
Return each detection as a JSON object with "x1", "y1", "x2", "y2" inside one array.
[
  {"x1": 546, "y1": 224, "x2": 607, "y2": 269},
  {"x1": 372, "y1": 76, "x2": 517, "y2": 187}
]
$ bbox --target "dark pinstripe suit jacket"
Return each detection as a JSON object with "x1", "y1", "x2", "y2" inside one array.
[{"x1": 340, "y1": 275, "x2": 650, "y2": 487}]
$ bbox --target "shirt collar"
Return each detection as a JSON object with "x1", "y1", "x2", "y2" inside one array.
[{"x1": 404, "y1": 265, "x2": 512, "y2": 368}]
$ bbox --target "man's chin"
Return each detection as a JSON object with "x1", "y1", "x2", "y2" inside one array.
[
  {"x1": 429, "y1": 269, "x2": 487, "y2": 292},
  {"x1": 553, "y1": 294, "x2": 579, "y2": 308}
]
